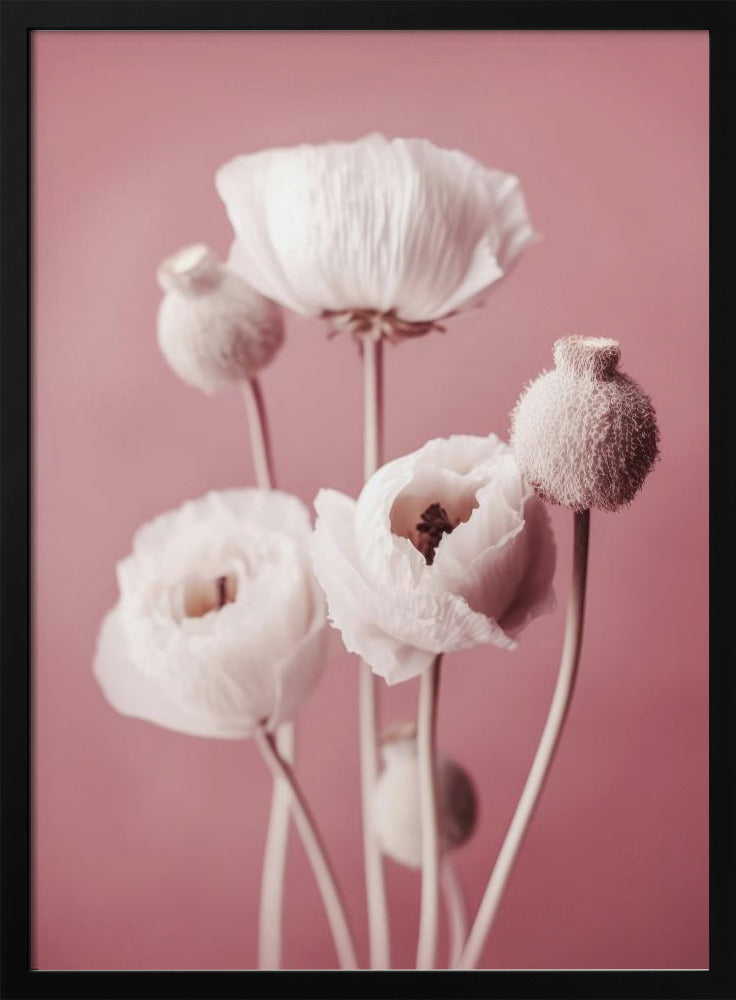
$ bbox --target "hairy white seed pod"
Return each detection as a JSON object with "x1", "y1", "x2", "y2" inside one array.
[
  {"x1": 510, "y1": 336, "x2": 659, "y2": 512},
  {"x1": 156, "y1": 243, "x2": 284, "y2": 393},
  {"x1": 372, "y1": 722, "x2": 477, "y2": 869}
]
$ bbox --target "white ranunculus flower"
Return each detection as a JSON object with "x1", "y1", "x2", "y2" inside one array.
[
  {"x1": 215, "y1": 134, "x2": 536, "y2": 336},
  {"x1": 94, "y1": 489, "x2": 327, "y2": 738},
  {"x1": 311, "y1": 435, "x2": 556, "y2": 685}
]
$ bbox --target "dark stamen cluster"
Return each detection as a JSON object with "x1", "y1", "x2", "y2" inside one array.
[
  {"x1": 415, "y1": 502, "x2": 456, "y2": 565},
  {"x1": 216, "y1": 575, "x2": 235, "y2": 608}
]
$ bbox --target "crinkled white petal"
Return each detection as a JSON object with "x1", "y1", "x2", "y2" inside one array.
[
  {"x1": 216, "y1": 134, "x2": 536, "y2": 322},
  {"x1": 499, "y1": 497, "x2": 557, "y2": 634},
  {"x1": 312, "y1": 488, "x2": 515, "y2": 686}
]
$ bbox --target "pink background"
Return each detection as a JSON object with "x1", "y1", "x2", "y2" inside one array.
[{"x1": 33, "y1": 31, "x2": 708, "y2": 970}]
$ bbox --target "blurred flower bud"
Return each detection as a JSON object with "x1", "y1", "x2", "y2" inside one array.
[
  {"x1": 510, "y1": 337, "x2": 659, "y2": 512},
  {"x1": 372, "y1": 722, "x2": 477, "y2": 868},
  {"x1": 156, "y1": 243, "x2": 284, "y2": 393}
]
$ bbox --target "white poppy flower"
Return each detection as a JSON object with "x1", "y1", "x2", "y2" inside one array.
[
  {"x1": 311, "y1": 435, "x2": 556, "y2": 685},
  {"x1": 94, "y1": 489, "x2": 327, "y2": 738},
  {"x1": 215, "y1": 134, "x2": 536, "y2": 335}
]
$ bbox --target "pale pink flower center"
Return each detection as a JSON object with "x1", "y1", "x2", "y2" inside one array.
[{"x1": 181, "y1": 573, "x2": 238, "y2": 619}]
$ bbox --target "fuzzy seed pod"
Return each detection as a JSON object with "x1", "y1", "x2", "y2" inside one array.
[
  {"x1": 156, "y1": 243, "x2": 284, "y2": 393},
  {"x1": 372, "y1": 722, "x2": 477, "y2": 869},
  {"x1": 510, "y1": 336, "x2": 659, "y2": 512}
]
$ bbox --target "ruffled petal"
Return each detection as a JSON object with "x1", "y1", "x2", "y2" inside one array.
[
  {"x1": 268, "y1": 579, "x2": 329, "y2": 727},
  {"x1": 216, "y1": 149, "x2": 309, "y2": 312},
  {"x1": 216, "y1": 135, "x2": 536, "y2": 322},
  {"x1": 354, "y1": 457, "x2": 424, "y2": 590},
  {"x1": 387, "y1": 141, "x2": 524, "y2": 321},
  {"x1": 499, "y1": 497, "x2": 557, "y2": 635},
  {"x1": 312, "y1": 487, "x2": 517, "y2": 685},
  {"x1": 94, "y1": 608, "x2": 264, "y2": 738}
]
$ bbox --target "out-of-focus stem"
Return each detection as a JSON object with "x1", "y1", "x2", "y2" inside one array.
[
  {"x1": 255, "y1": 730, "x2": 359, "y2": 970},
  {"x1": 241, "y1": 376, "x2": 275, "y2": 492},
  {"x1": 240, "y1": 375, "x2": 293, "y2": 970},
  {"x1": 257, "y1": 722, "x2": 295, "y2": 968},
  {"x1": 416, "y1": 655, "x2": 442, "y2": 970},
  {"x1": 442, "y1": 858, "x2": 468, "y2": 970},
  {"x1": 457, "y1": 509, "x2": 591, "y2": 969}
]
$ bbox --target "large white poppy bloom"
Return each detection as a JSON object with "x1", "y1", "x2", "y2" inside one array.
[
  {"x1": 311, "y1": 435, "x2": 556, "y2": 685},
  {"x1": 215, "y1": 134, "x2": 536, "y2": 332},
  {"x1": 94, "y1": 490, "x2": 327, "y2": 738}
]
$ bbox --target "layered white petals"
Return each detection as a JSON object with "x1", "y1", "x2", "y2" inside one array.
[
  {"x1": 311, "y1": 435, "x2": 555, "y2": 685},
  {"x1": 216, "y1": 134, "x2": 536, "y2": 323},
  {"x1": 94, "y1": 489, "x2": 327, "y2": 738}
]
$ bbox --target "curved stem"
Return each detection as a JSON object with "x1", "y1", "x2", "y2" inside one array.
[
  {"x1": 359, "y1": 337, "x2": 391, "y2": 969},
  {"x1": 257, "y1": 722, "x2": 294, "y2": 969},
  {"x1": 457, "y1": 509, "x2": 591, "y2": 970},
  {"x1": 442, "y1": 858, "x2": 468, "y2": 970},
  {"x1": 240, "y1": 375, "x2": 293, "y2": 968},
  {"x1": 416, "y1": 655, "x2": 442, "y2": 970},
  {"x1": 255, "y1": 730, "x2": 360, "y2": 970},
  {"x1": 241, "y1": 376, "x2": 275, "y2": 491}
]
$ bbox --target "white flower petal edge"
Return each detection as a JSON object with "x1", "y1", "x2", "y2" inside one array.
[
  {"x1": 310, "y1": 435, "x2": 556, "y2": 685},
  {"x1": 94, "y1": 489, "x2": 327, "y2": 738},
  {"x1": 216, "y1": 134, "x2": 537, "y2": 323}
]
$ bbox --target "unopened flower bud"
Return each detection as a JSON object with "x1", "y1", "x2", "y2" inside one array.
[
  {"x1": 510, "y1": 336, "x2": 659, "y2": 512},
  {"x1": 372, "y1": 722, "x2": 477, "y2": 868},
  {"x1": 156, "y1": 243, "x2": 284, "y2": 393}
]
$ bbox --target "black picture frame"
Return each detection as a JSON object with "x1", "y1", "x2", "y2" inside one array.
[{"x1": 2, "y1": 3, "x2": 733, "y2": 998}]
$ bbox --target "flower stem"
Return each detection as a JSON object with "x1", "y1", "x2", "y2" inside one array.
[
  {"x1": 359, "y1": 336, "x2": 391, "y2": 969},
  {"x1": 257, "y1": 722, "x2": 294, "y2": 969},
  {"x1": 416, "y1": 654, "x2": 442, "y2": 970},
  {"x1": 240, "y1": 375, "x2": 293, "y2": 969},
  {"x1": 363, "y1": 337, "x2": 384, "y2": 482},
  {"x1": 241, "y1": 376, "x2": 275, "y2": 491},
  {"x1": 443, "y1": 858, "x2": 468, "y2": 970},
  {"x1": 255, "y1": 729, "x2": 360, "y2": 970},
  {"x1": 457, "y1": 509, "x2": 591, "y2": 969}
]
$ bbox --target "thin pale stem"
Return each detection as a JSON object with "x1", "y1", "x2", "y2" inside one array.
[
  {"x1": 362, "y1": 337, "x2": 384, "y2": 483},
  {"x1": 442, "y1": 858, "x2": 468, "y2": 970},
  {"x1": 359, "y1": 336, "x2": 391, "y2": 969},
  {"x1": 257, "y1": 722, "x2": 294, "y2": 969},
  {"x1": 457, "y1": 509, "x2": 591, "y2": 970},
  {"x1": 241, "y1": 376, "x2": 275, "y2": 490},
  {"x1": 254, "y1": 729, "x2": 360, "y2": 970},
  {"x1": 240, "y1": 376, "x2": 292, "y2": 969},
  {"x1": 416, "y1": 655, "x2": 442, "y2": 970}
]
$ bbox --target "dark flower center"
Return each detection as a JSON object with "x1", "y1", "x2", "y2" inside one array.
[
  {"x1": 415, "y1": 502, "x2": 457, "y2": 565},
  {"x1": 216, "y1": 575, "x2": 235, "y2": 608}
]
